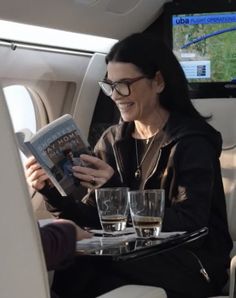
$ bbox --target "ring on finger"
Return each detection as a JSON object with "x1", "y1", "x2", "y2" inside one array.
[{"x1": 90, "y1": 177, "x2": 96, "y2": 186}]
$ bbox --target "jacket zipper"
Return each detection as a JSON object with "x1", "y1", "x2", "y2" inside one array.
[
  {"x1": 113, "y1": 145, "x2": 124, "y2": 184},
  {"x1": 142, "y1": 142, "x2": 210, "y2": 283},
  {"x1": 187, "y1": 250, "x2": 211, "y2": 282}
]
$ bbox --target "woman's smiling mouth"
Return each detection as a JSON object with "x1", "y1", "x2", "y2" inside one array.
[{"x1": 117, "y1": 102, "x2": 134, "y2": 112}]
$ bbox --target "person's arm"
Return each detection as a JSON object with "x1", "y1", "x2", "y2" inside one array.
[
  {"x1": 71, "y1": 132, "x2": 123, "y2": 190},
  {"x1": 40, "y1": 185, "x2": 101, "y2": 228},
  {"x1": 25, "y1": 156, "x2": 101, "y2": 227},
  {"x1": 25, "y1": 132, "x2": 121, "y2": 228},
  {"x1": 39, "y1": 219, "x2": 92, "y2": 271}
]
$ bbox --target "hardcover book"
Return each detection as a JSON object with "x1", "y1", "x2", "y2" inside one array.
[{"x1": 16, "y1": 114, "x2": 92, "y2": 196}]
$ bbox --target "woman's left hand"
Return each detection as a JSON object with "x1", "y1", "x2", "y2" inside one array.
[{"x1": 72, "y1": 154, "x2": 114, "y2": 188}]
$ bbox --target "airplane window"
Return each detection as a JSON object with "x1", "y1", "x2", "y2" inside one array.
[{"x1": 3, "y1": 85, "x2": 36, "y2": 162}]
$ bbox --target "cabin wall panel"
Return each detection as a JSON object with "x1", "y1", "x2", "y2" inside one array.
[
  {"x1": 0, "y1": 46, "x2": 90, "y2": 81},
  {"x1": 0, "y1": 0, "x2": 166, "y2": 39},
  {"x1": 0, "y1": 45, "x2": 92, "y2": 126}
]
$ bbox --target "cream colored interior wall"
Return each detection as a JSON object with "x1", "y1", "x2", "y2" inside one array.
[
  {"x1": 35, "y1": 80, "x2": 75, "y2": 120},
  {"x1": 0, "y1": 44, "x2": 91, "y2": 123},
  {"x1": 0, "y1": 0, "x2": 166, "y2": 40},
  {"x1": 0, "y1": 45, "x2": 92, "y2": 219}
]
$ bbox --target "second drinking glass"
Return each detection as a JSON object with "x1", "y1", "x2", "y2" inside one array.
[{"x1": 128, "y1": 189, "x2": 165, "y2": 238}]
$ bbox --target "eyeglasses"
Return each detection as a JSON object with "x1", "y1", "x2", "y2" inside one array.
[{"x1": 98, "y1": 76, "x2": 147, "y2": 97}]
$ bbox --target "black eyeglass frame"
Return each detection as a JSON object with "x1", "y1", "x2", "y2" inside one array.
[{"x1": 98, "y1": 75, "x2": 148, "y2": 97}]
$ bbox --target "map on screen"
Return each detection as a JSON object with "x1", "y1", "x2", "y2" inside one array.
[{"x1": 172, "y1": 12, "x2": 236, "y2": 83}]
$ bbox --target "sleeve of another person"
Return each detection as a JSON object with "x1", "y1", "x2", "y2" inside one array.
[{"x1": 39, "y1": 221, "x2": 76, "y2": 271}]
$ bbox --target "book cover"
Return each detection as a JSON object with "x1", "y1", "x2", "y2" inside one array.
[{"x1": 16, "y1": 114, "x2": 92, "y2": 196}]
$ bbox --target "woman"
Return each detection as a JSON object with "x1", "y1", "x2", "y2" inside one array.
[{"x1": 26, "y1": 33, "x2": 232, "y2": 298}]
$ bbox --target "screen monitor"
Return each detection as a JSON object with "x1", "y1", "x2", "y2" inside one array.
[{"x1": 164, "y1": 2, "x2": 236, "y2": 98}]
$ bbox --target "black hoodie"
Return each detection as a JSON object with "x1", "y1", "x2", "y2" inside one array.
[{"x1": 94, "y1": 112, "x2": 233, "y2": 265}]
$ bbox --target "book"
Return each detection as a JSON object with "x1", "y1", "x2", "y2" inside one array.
[{"x1": 16, "y1": 114, "x2": 92, "y2": 196}]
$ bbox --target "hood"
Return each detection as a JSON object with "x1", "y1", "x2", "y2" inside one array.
[
  {"x1": 164, "y1": 112, "x2": 223, "y2": 157},
  {"x1": 108, "y1": 112, "x2": 222, "y2": 158}
]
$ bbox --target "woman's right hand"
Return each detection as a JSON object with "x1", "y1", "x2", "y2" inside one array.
[{"x1": 25, "y1": 156, "x2": 50, "y2": 190}]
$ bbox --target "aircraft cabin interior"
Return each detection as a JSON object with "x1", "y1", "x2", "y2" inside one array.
[{"x1": 1, "y1": 0, "x2": 236, "y2": 297}]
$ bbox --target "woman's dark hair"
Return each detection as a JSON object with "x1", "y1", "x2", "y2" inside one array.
[{"x1": 106, "y1": 33, "x2": 208, "y2": 120}]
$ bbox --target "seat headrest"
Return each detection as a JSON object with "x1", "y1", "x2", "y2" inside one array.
[{"x1": 193, "y1": 98, "x2": 236, "y2": 149}]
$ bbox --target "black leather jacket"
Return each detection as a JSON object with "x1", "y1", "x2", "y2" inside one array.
[{"x1": 42, "y1": 112, "x2": 232, "y2": 266}]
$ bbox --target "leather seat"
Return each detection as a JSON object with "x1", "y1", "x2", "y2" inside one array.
[{"x1": 0, "y1": 94, "x2": 50, "y2": 298}]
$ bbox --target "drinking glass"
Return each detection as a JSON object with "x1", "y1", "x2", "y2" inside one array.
[
  {"x1": 95, "y1": 187, "x2": 129, "y2": 232},
  {"x1": 128, "y1": 189, "x2": 165, "y2": 238}
]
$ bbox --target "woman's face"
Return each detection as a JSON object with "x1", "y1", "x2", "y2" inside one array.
[{"x1": 106, "y1": 62, "x2": 164, "y2": 122}]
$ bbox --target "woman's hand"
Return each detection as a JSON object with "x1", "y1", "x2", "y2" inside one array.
[
  {"x1": 72, "y1": 154, "x2": 114, "y2": 189},
  {"x1": 25, "y1": 156, "x2": 50, "y2": 190}
]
